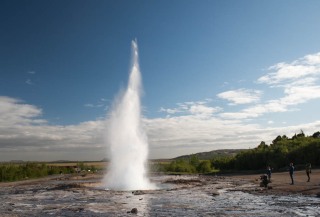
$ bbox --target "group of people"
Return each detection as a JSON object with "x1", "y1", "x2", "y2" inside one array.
[
  {"x1": 261, "y1": 163, "x2": 312, "y2": 187},
  {"x1": 288, "y1": 162, "x2": 312, "y2": 185}
]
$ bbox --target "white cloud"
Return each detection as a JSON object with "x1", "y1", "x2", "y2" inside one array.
[
  {"x1": 0, "y1": 96, "x2": 105, "y2": 161},
  {"x1": 258, "y1": 52, "x2": 320, "y2": 85},
  {"x1": 160, "y1": 100, "x2": 221, "y2": 118},
  {"x1": 189, "y1": 104, "x2": 221, "y2": 117},
  {"x1": 144, "y1": 115, "x2": 261, "y2": 158},
  {"x1": 159, "y1": 107, "x2": 182, "y2": 115},
  {"x1": 144, "y1": 115, "x2": 320, "y2": 158},
  {"x1": 0, "y1": 96, "x2": 45, "y2": 125},
  {"x1": 84, "y1": 98, "x2": 107, "y2": 109},
  {"x1": 148, "y1": 52, "x2": 320, "y2": 157},
  {"x1": 217, "y1": 88, "x2": 262, "y2": 105},
  {"x1": 1, "y1": 96, "x2": 320, "y2": 160},
  {"x1": 220, "y1": 52, "x2": 320, "y2": 120},
  {"x1": 84, "y1": 103, "x2": 104, "y2": 108},
  {"x1": 281, "y1": 85, "x2": 320, "y2": 105},
  {"x1": 219, "y1": 87, "x2": 319, "y2": 120}
]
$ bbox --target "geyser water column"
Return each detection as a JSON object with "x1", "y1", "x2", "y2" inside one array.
[{"x1": 104, "y1": 40, "x2": 155, "y2": 191}]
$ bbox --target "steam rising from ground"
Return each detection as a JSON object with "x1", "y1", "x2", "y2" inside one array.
[{"x1": 104, "y1": 40, "x2": 156, "y2": 190}]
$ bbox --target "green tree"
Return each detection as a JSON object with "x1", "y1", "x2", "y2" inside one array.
[
  {"x1": 189, "y1": 155, "x2": 200, "y2": 168},
  {"x1": 312, "y1": 131, "x2": 320, "y2": 138},
  {"x1": 197, "y1": 160, "x2": 211, "y2": 173}
]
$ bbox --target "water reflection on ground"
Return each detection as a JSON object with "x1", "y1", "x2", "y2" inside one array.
[{"x1": 0, "y1": 174, "x2": 319, "y2": 216}]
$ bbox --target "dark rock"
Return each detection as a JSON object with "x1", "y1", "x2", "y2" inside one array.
[
  {"x1": 211, "y1": 191, "x2": 219, "y2": 196},
  {"x1": 13, "y1": 190, "x2": 24, "y2": 194},
  {"x1": 69, "y1": 207, "x2": 84, "y2": 212},
  {"x1": 49, "y1": 183, "x2": 82, "y2": 191},
  {"x1": 131, "y1": 208, "x2": 138, "y2": 214},
  {"x1": 132, "y1": 190, "x2": 145, "y2": 195}
]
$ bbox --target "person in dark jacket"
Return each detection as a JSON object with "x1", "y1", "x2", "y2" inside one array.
[{"x1": 289, "y1": 162, "x2": 294, "y2": 185}]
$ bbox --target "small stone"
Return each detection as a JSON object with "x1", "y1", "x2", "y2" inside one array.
[
  {"x1": 131, "y1": 208, "x2": 138, "y2": 214},
  {"x1": 132, "y1": 190, "x2": 145, "y2": 195},
  {"x1": 211, "y1": 191, "x2": 219, "y2": 196}
]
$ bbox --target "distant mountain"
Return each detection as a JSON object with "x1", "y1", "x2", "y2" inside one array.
[
  {"x1": 9, "y1": 160, "x2": 25, "y2": 163},
  {"x1": 173, "y1": 149, "x2": 246, "y2": 160},
  {"x1": 50, "y1": 160, "x2": 73, "y2": 163}
]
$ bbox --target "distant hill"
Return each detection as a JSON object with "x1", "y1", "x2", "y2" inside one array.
[
  {"x1": 173, "y1": 149, "x2": 246, "y2": 160},
  {"x1": 9, "y1": 160, "x2": 25, "y2": 163}
]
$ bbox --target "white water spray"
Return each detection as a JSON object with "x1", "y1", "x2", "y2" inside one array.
[{"x1": 104, "y1": 40, "x2": 155, "y2": 191}]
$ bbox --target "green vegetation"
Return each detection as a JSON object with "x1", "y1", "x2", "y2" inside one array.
[
  {"x1": 154, "y1": 155, "x2": 215, "y2": 174},
  {"x1": 212, "y1": 130, "x2": 320, "y2": 171},
  {"x1": 0, "y1": 162, "x2": 98, "y2": 182},
  {"x1": 174, "y1": 149, "x2": 244, "y2": 161},
  {"x1": 0, "y1": 163, "x2": 71, "y2": 182},
  {"x1": 155, "y1": 130, "x2": 320, "y2": 174}
]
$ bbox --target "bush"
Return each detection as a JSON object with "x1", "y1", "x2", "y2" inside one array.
[
  {"x1": 0, "y1": 163, "x2": 74, "y2": 182},
  {"x1": 197, "y1": 160, "x2": 211, "y2": 173}
]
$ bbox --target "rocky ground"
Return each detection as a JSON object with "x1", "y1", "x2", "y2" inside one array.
[
  {"x1": 0, "y1": 170, "x2": 319, "y2": 216},
  {"x1": 230, "y1": 169, "x2": 320, "y2": 196}
]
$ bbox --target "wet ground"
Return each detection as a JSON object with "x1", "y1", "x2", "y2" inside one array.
[{"x1": 0, "y1": 174, "x2": 319, "y2": 216}]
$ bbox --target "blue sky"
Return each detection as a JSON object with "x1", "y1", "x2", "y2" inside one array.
[{"x1": 1, "y1": 0, "x2": 320, "y2": 161}]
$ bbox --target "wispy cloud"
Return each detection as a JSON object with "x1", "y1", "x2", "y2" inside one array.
[
  {"x1": 84, "y1": 103, "x2": 104, "y2": 108},
  {"x1": 26, "y1": 79, "x2": 34, "y2": 85},
  {"x1": 217, "y1": 88, "x2": 262, "y2": 105},
  {"x1": 84, "y1": 98, "x2": 109, "y2": 109},
  {"x1": 220, "y1": 52, "x2": 320, "y2": 120},
  {"x1": 26, "y1": 71, "x2": 36, "y2": 85},
  {"x1": 160, "y1": 100, "x2": 222, "y2": 118},
  {"x1": 0, "y1": 96, "x2": 45, "y2": 125},
  {"x1": 258, "y1": 52, "x2": 320, "y2": 85},
  {"x1": 159, "y1": 107, "x2": 182, "y2": 115}
]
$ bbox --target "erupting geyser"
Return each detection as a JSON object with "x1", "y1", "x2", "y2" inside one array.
[{"x1": 104, "y1": 40, "x2": 156, "y2": 190}]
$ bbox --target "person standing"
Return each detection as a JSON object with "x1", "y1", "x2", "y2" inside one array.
[
  {"x1": 305, "y1": 163, "x2": 312, "y2": 182},
  {"x1": 289, "y1": 162, "x2": 294, "y2": 185},
  {"x1": 266, "y1": 166, "x2": 272, "y2": 182}
]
